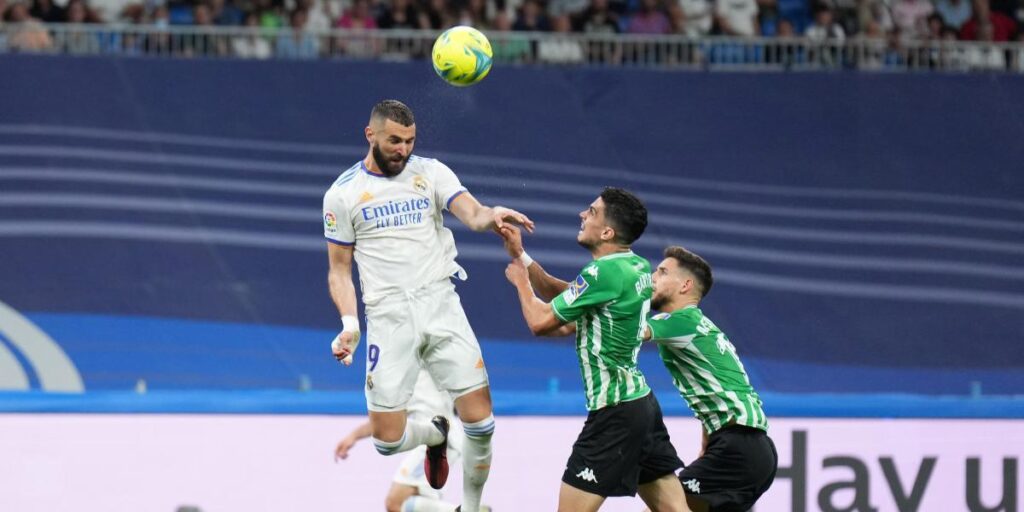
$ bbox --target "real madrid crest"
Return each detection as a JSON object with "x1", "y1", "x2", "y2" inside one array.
[
  {"x1": 412, "y1": 176, "x2": 429, "y2": 193},
  {"x1": 366, "y1": 374, "x2": 374, "y2": 390}
]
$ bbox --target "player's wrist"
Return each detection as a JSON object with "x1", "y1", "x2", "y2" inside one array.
[
  {"x1": 341, "y1": 315, "x2": 360, "y2": 333},
  {"x1": 518, "y1": 251, "x2": 535, "y2": 268}
]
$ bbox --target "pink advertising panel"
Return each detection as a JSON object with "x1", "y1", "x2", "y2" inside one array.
[{"x1": 1, "y1": 415, "x2": 1020, "y2": 511}]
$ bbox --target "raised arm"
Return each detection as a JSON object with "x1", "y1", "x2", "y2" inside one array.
[
  {"x1": 497, "y1": 225, "x2": 569, "y2": 302},
  {"x1": 327, "y1": 242, "x2": 360, "y2": 365},
  {"x1": 448, "y1": 191, "x2": 535, "y2": 233},
  {"x1": 504, "y1": 260, "x2": 574, "y2": 336},
  {"x1": 334, "y1": 420, "x2": 373, "y2": 461}
]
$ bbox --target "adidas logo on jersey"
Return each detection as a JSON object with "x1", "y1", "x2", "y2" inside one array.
[
  {"x1": 683, "y1": 478, "x2": 701, "y2": 494},
  {"x1": 575, "y1": 467, "x2": 598, "y2": 483},
  {"x1": 359, "y1": 191, "x2": 374, "y2": 203}
]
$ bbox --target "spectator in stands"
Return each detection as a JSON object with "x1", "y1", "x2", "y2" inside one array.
[
  {"x1": 143, "y1": 4, "x2": 173, "y2": 54},
  {"x1": 857, "y1": 0, "x2": 894, "y2": 37},
  {"x1": 232, "y1": 10, "x2": 272, "y2": 58},
  {"x1": 299, "y1": 0, "x2": 339, "y2": 32},
  {"x1": 377, "y1": 0, "x2": 428, "y2": 29},
  {"x1": 208, "y1": 0, "x2": 244, "y2": 26},
  {"x1": 891, "y1": 0, "x2": 933, "y2": 39},
  {"x1": 334, "y1": 0, "x2": 378, "y2": 56},
  {"x1": 934, "y1": 0, "x2": 972, "y2": 29},
  {"x1": 925, "y1": 12, "x2": 946, "y2": 39},
  {"x1": 576, "y1": 0, "x2": 621, "y2": 33},
  {"x1": 538, "y1": 13, "x2": 585, "y2": 62},
  {"x1": 185, "y1": 3, "x2": 230, "y2": 56},
  {"x1": 455, "y1": 0, "x2": 491, "y2": 28},
  {"x1": 490, "y1": 9, "x2": 533, "y2": 62},
  {"x1": 574, "y1": 0, "x2": 621, "y2": 63},
  {"x1": 672, "y1": 0, "x2": 712, "y2": 36},
  {"x1": 29, "y1": 0, "x2": 63, "y2": 22},
  {"x1": 277, "y1": 7, "x2": 320, "y2": 58},
  {"x1": 255, "y1": 0, "x2": 285, "y2": 29},
  {"x1": 626, "y1": 0, "x2": 672, "y2": 33},
  {"x1": 5, "y1": 1, "x2": 53, "y2": 50},
  {"x1": 61, "y1": 0, "x2": 96, "y2": 53},
  {"x1": 960, "y1": 0, "x2": 1016, "y2": 40},
  {"x1": 422, "y1": 0, "x2": 455, "y2": 29},
  {"x1": 965, "y1": 21, "x2": 1007, "y2": 68},
  {"x1": 513, "y1": 0, "x2": 550, "y2": 31},
  {"x1": 715, "y1": 0, "x2": 759, "y2": 36},
  {"x1": 805, "y1": 2, "x2": 845, "y2": 40}
]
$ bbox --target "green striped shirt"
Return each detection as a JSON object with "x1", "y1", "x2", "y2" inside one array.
[
  {"x1": 649, "y1": 306, "x2": 768, "y2": 434},
  {"x1": 551, "y1": 251, "x2": 652, "y2": 411}
]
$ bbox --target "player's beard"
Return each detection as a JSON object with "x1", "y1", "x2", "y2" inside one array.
[
  {"x1": 651, "y1": 294, "x2": 668, "y2": 311},
  {"x1": 372, "y1": 143, "x2": 410, "y2": 177}
]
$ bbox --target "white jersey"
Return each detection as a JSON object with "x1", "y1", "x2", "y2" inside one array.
[{"x1": 323, "y1": 156, "x2": 468, "y2": 305}]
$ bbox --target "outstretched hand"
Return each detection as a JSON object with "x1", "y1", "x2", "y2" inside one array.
[
  {"x1": 496, "y1": 225, "x2": 524, "y2": 259},
  {"x1": 492, "y1": 206, "x2": 534, "y2": 233},
  {"x1": 334, "y1": 435, "x2": 359, "y2": 461}
]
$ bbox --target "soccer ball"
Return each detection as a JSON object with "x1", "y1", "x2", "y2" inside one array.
[{"x1": 431, "y1": 26, "x2": 493, "y2": 87}]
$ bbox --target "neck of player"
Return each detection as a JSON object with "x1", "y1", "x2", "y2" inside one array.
[
  {"x1": 590, "y1": 242, "x2": 631, "y2": 260},
  {"x1": 661, "y1": 296, "x2": 699, "y2": 314}
]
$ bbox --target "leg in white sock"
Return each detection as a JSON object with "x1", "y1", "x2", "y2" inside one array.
[{"x1": 460, "y1": 414, "x2": 495, "y2": 512}]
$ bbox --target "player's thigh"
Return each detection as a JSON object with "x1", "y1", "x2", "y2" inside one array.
[
  {"x1": 421, "y1": 288, "x2": 488, "y2": 400},
  {"x1": 638, "y1": 394, "x2": 685, "y2": 484},
  {"x1": 563, "y1": 399, "x2": 650, "y2": 497},
  {"x1": 558, "y1": 482, "x2": 605, "y2": 512},
  {"x1": 638, "y1": 474, "x2": 689, "y2": 512},
  {"x1": 364, "y1": 303, "x2": 421, "y2": 413}
]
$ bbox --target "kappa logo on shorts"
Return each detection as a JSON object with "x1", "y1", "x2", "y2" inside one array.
[
  {"x1": 683, "y1": 478, "x2": 701, "y2": 494},
  {"x1": 563, "y1": 275, "x2": 589, "y2": 306},
  {"x1": 575, "y1": 467, "x2": 598, "y2": 483}
]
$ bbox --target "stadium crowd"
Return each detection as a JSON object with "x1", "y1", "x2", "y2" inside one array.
[{"x1": 1, "y1": 0, "x2": 1022, "y2": 68}]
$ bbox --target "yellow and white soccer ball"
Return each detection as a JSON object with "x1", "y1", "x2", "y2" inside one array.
[{"x1": 431, "y1": 26, "x2": 493, "y2": 87}]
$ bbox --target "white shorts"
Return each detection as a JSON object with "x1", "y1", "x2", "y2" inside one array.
[
  {"x1": 363, "y1": 279, "x2": 489, "y2": 412},
  {"x1": 392, "y1": 425, "x2": 463, "y2": 498}
]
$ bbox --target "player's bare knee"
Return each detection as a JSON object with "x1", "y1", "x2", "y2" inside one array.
[{"x1": 453, "y1": 386, "x2": 493, "y2": 423}]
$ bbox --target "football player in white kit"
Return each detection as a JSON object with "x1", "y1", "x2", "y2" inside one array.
[
  {"x1": 334, "y1": 370, "x2": 492, "y2": 512},
  {"x1": 324, "y1": 100, "x2": 533, "y2": 512}
]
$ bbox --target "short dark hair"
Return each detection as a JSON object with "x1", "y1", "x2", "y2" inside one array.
[
  {"x1": 600, "y1": 187, "x2": 647, "y2": 245},
  {"x1": 371, "y1": 100, "x2": 415, "y2": 127},
  {"x1": 664, "y1": 246, "x2": 713, "y2": 298}
]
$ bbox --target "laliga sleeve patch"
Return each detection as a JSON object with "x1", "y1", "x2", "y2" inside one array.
[
  {"x1": 324, "y1": 212, "x2": 338, "y2": 234},
  {"x1": 563, "y1": 275, "x2": 589, "y2": 306}
]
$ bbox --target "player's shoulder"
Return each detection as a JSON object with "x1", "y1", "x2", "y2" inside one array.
[
  {"x1": 324, "y1": 162, "x2": 365, "y2": 199},
  {"x1": 408, "y1": 154, "x2": 453, "y2": 174},
  {"x1": 328, "y1": 162, "x2": 363, "y2": 190},
  {"x1": 653, "y1": 307, "x2": 702, "y2": 330}
]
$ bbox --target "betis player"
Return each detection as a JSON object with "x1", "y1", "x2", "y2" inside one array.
[
  {"x1": 644, "y1": 246, "x2": 777, "y2": 512},
  {"x1": 500, "y1": 188, "x2": 688, "y2": 512}
]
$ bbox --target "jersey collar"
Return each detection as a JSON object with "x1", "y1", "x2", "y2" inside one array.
[
  {"x1": 596, "y1": 250, "x2": 635, "y2": 261},
  {"x1": 361, "y1": 160, "x2": 387, "y2": 178}
]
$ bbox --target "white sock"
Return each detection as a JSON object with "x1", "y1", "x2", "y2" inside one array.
[
  {"x1": 460, "y1": 414, "x2": 495, "y2": 512},
  {"x1": 401, "y1": 496, "x2": 458, "y2": 512},
  {"x1": 372, "y1": 419, "x2": 445, "y2": 455}
]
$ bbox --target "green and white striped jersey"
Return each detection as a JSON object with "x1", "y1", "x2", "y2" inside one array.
[
  {"x1": 551, "y1": 251, "x2": 653, "y2": 411},
  {"x1": 649, "y1": 306, "x2": 768, "y2": 434}
]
